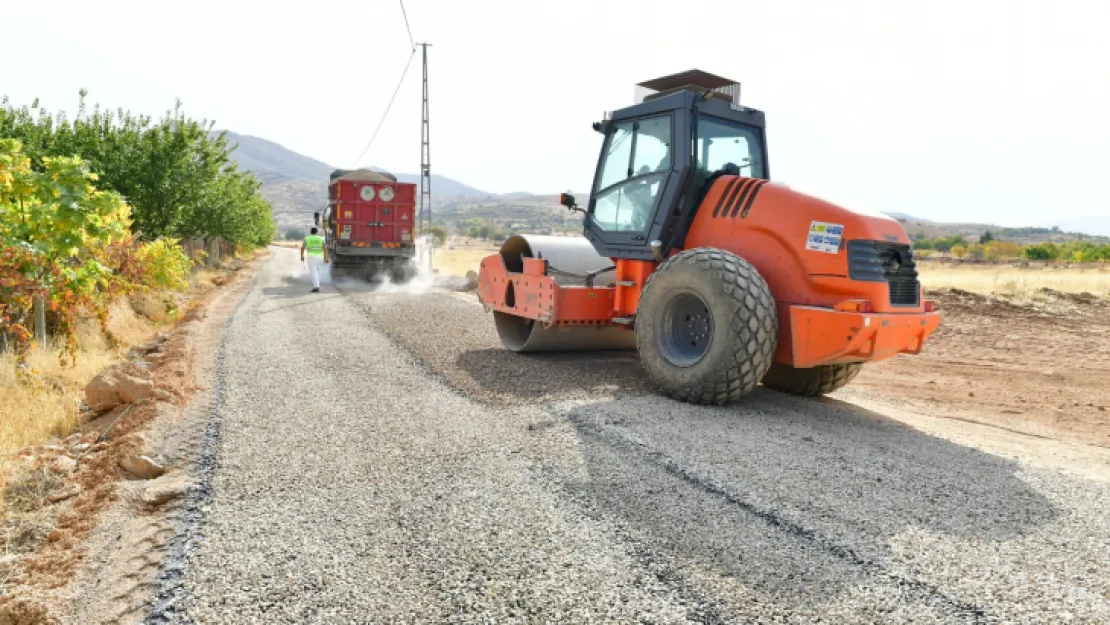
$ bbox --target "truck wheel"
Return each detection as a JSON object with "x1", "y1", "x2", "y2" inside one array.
[
  {"x1": 392, "y1": 263, "x2": 415, "y2": 283},
  {"x1": 761, "y1": 362, "x2": 862, "y2": 397},
  {"x1": 635, "y1": 247, "x2": 778, "y2": 405}
]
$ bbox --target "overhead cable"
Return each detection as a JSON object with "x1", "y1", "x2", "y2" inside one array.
[{"x1": 352, "y1": 49, "x2": 417, "y2": 167}]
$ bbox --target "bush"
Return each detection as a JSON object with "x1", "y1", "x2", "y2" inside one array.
[
  {"x1": 134, "y1": 238, "x2": 194, "y2": 291},
  {"x1": 0, "y1": 139, "x2": 191, "y2": 367},
  {"x1": 1023, "y1": 244, "x2": 1058, "y2": 261},
  {"x1": 427, "y1": 226, "x2": 448, "y2": 246},
  {"x1": 982, "y1": 240, "x2": 1023, "y2": 260}
]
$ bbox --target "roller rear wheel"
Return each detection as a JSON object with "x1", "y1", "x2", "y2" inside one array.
[
  {"x1": 635, "y1": 248, "x2": 778, "y2": 405},
  {"x1": 761, "y1": 362, "x2": 862, "y2": 397}
]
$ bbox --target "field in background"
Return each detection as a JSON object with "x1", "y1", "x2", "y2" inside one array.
[
  {"x1": 918, "y1": 260, "x2": 1110, "y2": 297},
  {"x1": 433, "y1": 238, "x2": 501, "y2": 277}
]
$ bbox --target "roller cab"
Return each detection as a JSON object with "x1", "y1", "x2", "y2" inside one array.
[{"x1": 477, "y1": 69, "x2": 941, "y2": 405}]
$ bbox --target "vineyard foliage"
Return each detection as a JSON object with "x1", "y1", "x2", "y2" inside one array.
[
  {"x1": 0, "y1": 90, "x2": 276, "y2": 248},
  {"x1": 1, "y1": 90, "x2": 275, "y2": 366},
  {"x1": 1, "y1": 139, "x2": 193, "y2": 366}
]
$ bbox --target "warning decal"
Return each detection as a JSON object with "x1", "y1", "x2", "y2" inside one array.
[{"x1": 806, "y1": 221, "x2": 844, "y2": 254}]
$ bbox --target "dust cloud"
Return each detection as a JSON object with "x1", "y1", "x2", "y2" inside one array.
[{"x1": 302, "y1": 235, "x2": 469, "y2": 294}]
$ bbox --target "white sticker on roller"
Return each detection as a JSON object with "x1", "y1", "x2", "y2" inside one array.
[{"x1": 806, "y1": 221, "x2": 844, "y2": 254}]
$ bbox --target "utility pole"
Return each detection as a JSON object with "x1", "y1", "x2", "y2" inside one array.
[{"x1": 417, "y1": 42, "x2": 433, "y2": 270}]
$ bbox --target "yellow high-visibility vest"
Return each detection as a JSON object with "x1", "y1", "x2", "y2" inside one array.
[{"x1": 304, "y1": 234, "x2": 325, "y2": 256}]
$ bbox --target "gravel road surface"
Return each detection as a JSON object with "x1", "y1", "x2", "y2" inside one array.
[{"x1": 148, "y1": 247, "x2": 1110, "y2": 624}]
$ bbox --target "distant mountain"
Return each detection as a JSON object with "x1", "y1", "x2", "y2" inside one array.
[
  {"x1": 211, "y1": 130, "x2": 1109, "y2": 240},
  {"x1": 217, "y1": 131, "x2": 335, "y2": 185},
  {"x1": 213, "y1": 130, "x2": 490, "y2": 228},
  {"x1": 1044, "y1": 216, "x2": 1110, "y2": 238},
  {"x1": 364, "y1": 167, "x2": 489, "y2": 199},
  {"x1": 875, "y1": 209, "x2": 1109, "y2": 244}
]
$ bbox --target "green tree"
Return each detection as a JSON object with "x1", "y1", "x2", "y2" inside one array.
[
  {"x1": 427, "y1": 226, "x2": 448, "y2": 246},
  {"x1": 1023, "y1": 244, "x2": 1058, "y2": 261},
  {"x1": 0, "y1": 91, "x2": 275, "y2": 248}
]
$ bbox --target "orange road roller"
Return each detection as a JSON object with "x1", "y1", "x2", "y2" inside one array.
[{"x1": 477, "y1": 70, "x2": 940, "y2": 404}]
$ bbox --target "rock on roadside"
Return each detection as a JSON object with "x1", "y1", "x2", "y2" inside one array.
[
  {"x1": 119, "y1": 455, "x2": 166, "y2": 479},
  {"x1": 84, "y1": 370, "x2": 123, "y2": 414},
  {"x1": 47, "y1": 485, "x2": 81, "y2": 504},
  {"x1": 116, "y1": 375, "x2": 155, "y2": 404},
  {"x1": 139, "y1": 474, "x2": 192, "y2": 508},
  {"x1": 84, "y1": 364, "x2": 156, "y2": 414}
]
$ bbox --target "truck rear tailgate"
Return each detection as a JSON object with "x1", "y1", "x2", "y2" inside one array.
[{"x1": 332, "y1": 181, "x2": 416, "y2": 247}]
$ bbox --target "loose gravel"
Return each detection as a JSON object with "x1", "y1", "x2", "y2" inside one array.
[{"x1": 149, "y1": 248, "x2": 1110, "y2": 623}]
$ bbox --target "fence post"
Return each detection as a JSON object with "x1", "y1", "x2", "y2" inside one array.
[
  {"x1": 206, "y1": 238, "x2": 221, "y2": 268},
  {"x1": 33, "y1": 291, "x2": 48, "y2": 348}
]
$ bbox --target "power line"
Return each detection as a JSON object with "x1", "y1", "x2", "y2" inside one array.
[
  {"x1": 352, "y1": 49, "x2": 417, "y2": 168},
  {"x1": 399, "y1": 0, "x2": 416, "y2": 50}
]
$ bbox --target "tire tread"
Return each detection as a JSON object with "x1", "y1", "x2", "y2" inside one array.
[
  {"x1": 637, "y1": 247, "x2": 778, "y2": 405},
  {"x1": 761, "y1": 362, "x2": 862, "y2": 396}
]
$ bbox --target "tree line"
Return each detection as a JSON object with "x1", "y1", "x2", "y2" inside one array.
[
  {"x1": 913, "y1": 232, "x2": 1110, "y2": 262},
  {"x1": 0, "y1": 90, "x2": 275, "y2": 248},
  {"x1": 1, "y1": 90, "x2": 275, "y2": 366}
]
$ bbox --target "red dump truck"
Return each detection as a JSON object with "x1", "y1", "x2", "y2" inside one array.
[{"x1": 316, "y1": 169, "x2": 417, "y2": 281}]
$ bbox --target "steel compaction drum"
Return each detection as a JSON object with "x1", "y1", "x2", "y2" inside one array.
[{"x1": 492, "y1": 234, "x2": 638, "y2": 353}]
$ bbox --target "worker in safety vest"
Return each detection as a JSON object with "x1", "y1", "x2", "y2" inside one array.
[{"x1": 301, "y1": 227, "x2": 329, "y2": 292}]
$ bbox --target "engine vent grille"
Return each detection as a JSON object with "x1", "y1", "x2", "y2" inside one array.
[{"x1": 847, "y1": 240, "x2": 921, "y2": 307}]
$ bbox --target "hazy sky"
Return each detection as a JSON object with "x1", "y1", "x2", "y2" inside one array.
[{"x1": 7, "y1": 0, "x2": 1109, "y2": 227}]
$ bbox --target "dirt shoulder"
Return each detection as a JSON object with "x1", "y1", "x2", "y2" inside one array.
[
  {"x1": 846, "y1": 287, "x2": 1110, "y2": 449},
  {"x1": 0, "y1": 249, "x2": 270, "y2": 625}
]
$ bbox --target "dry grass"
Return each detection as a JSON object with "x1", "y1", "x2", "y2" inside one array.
[
  {"x1": 0, "y1": 287, "x2": 187, "y2": 460},
  {"x1": 2, "y1": 466, "x2": 65, "y2": 559},
  {"x1": 432, "y1": 239, "x2": 499, "y2": 277},
  {"x1": 918, "y1": 261, "x2": 1110, "y2": 298},
  {"x1": 0, "y1": 296, "x2": 167, "y2": 459},
  {"x1": 0, "y1": 247, "x2": 261, "y2": 461},
  {"x1": 0, "y1": 346, "x2": 116, "y2": 459},
  {"x1": 433, "y1": 248, "x2": 497, "y2": 277}
]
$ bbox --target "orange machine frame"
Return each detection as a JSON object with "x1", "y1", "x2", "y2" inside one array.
[{"x1": 478, "y1": 175, "x2": 941, "y2": 369}]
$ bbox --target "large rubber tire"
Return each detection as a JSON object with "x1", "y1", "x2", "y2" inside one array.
[
  {"x1": 635, "y1": 247, "x2": 778, "y2": 405},
  {"x1": 761, "y1": 362, "x2": 862, "y2": 397}
]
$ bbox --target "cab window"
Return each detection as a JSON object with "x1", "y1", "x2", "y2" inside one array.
[
  {"x1": 696, "y1": 116, "x2": 766, "y2": 179},
  {"x1": 591, "y1": 114, "x2": 672, "y2": 234}
]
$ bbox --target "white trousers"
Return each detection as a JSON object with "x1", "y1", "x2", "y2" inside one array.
[{"x1": 306, "y1": 255, "x2": 324, "y2": 288}]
